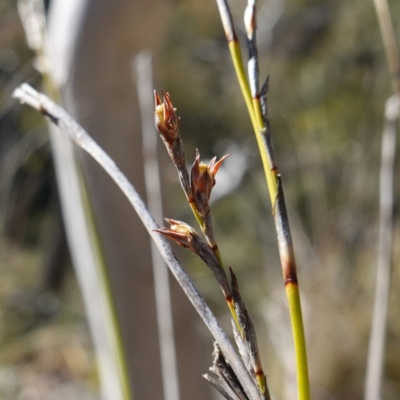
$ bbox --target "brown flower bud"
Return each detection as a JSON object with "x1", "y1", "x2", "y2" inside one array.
[
  {"x1": 154, "y1": 91, "x2": 180, "y2": 145},
  {"x1": 154, "y1": 219, "x2": 202, "y2": 251},
  {"x1": 190, "y1": 149, "x2": 230, "y2": 217},
  {"x1": 156, "y1": 219, "x2": 232, "y2": 300}
]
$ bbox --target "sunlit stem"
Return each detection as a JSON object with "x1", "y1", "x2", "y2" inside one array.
[
  {"x1": 256, "y1": 375, "x2": 267, "y2": 397},
  {"x1": 189, "y1": 201, "x2": 205, "y2": 230},
  {"x1": 228, "y1": 35, "x2": 311, "y2": 400},
  {"x1": 252, "y1": 98, "x2": 278, "y2": 197},
  {"x1": 228, "y1": 41, "x2": 277, "y2": 204},
  {"x1": 286, "y1": 283, "x2": 310, "y2": 400},
  {"x1": 227, "y1": 299, "x2": 242, "y2": 335}
]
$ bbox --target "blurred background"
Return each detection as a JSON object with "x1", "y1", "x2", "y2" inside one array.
[{"x1": 0, "y1": 0, "x2": 399, "y2": 399}]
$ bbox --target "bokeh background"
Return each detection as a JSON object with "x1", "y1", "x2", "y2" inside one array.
[{"x1": 0, "y1": 0, "x2": 400, "y2": 399}]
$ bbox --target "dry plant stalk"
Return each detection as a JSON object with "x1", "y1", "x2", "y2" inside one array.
[{"x1": 12, "y1": 83, "x2": 261, "y2": 400}]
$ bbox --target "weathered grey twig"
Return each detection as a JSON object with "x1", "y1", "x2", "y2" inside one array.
[
  {"x1": 203, "y1": 373, "x2": 237, "y2": 400},
  {"x1": 210, "y1": 342, "x2": 249, "y2": 400},
  {"x1": 12, "y1": 83, "x2": 261, "y2": 400},
  {"x1": 365, "y1": 95, "x2": 399, "y2": 400}
]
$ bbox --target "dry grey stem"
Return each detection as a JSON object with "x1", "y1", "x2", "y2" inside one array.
[
  {"x1": 203, "y1": 373, "x2": 237, "y2": 400},
  {"x1": 230, "y1": 269, "x2": 270, "y2": 400},
  {"x1": 12, "y1": 83, "x2": 262, "y2": 400},
  {"x1": 211, "y1": 342, "x2": 249, "y2": 400}
]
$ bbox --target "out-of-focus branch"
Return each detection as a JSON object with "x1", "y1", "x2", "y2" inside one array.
[
  {"x1": 17, "y1": 2, "x2": 132, "y2": 399},
  {"x1": 365, "y1": 95, "x2": 399, "y2": 400},
  {"x1": 12, "y1": 84, "x2": 262, "y2": 400},
  {"x1": 372, "y1": 0, "x2": 400, "y2": 96},
  {"x1": 133, "y1": 51, "x2": 181, "y2": 400},
  {"x1": 365, "y1": 2, "x2": 400, "y2": 399}
]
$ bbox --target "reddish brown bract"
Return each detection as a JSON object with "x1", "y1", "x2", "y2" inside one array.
[
  {"x1": 154, "y1": 91, "x2": 180, "y2": 145},
  {"x1": 190, "y1": 149, "x2": 230, "y2": 217}
]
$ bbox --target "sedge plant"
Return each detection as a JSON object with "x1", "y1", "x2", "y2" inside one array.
[
  {"x1": 213, "y1": 1, "x2": 310, "y2": 399},
  {"x1": 13, "y1": 3, "x2": 311, "y2": 398}
]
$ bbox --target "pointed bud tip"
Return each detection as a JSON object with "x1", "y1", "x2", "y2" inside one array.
[
  {"x1": 153, "y1": 90, "x2": 180, "y2": 143},
  {"x1": 154, "y1": 91, "x2": 162, "y2": 107}
]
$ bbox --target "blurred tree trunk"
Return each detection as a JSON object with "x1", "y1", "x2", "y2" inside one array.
[{"x1": 47, "y1": 0, "x2": 211, "y2": 398}]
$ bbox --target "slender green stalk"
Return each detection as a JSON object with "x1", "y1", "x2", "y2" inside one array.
[
  {"x1": 228, "y1": 42, "x2": 277, "y2": 204},
  {"x1": 230, "y1": 41, "x2": 310, "y2": 400},
  {"x1": 189, "y1": 201, "x2": 206, "y2": 229},
  {"x1": 287, "y1": 284, "x2": 310, "y2": 400},
  {"x1": 273, "y1": 177, "x2": 310, "y2": 400},
  {"x1": 214, "y1": 1, "x2": 310, "y2": 399}
]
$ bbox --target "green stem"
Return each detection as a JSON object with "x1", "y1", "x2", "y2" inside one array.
[
  {"x1": 286, "y1": 283, "x2": 310, "y2": 400},
  {"x1": 227, "y1": 30, "x2": 311, "y2": 400},
  {"x1": 228, "y1": 42, "x2": 277, "y2": 204},
  {"x1": 189, "y1": 201, "x2": 205, "y2": 230}
]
